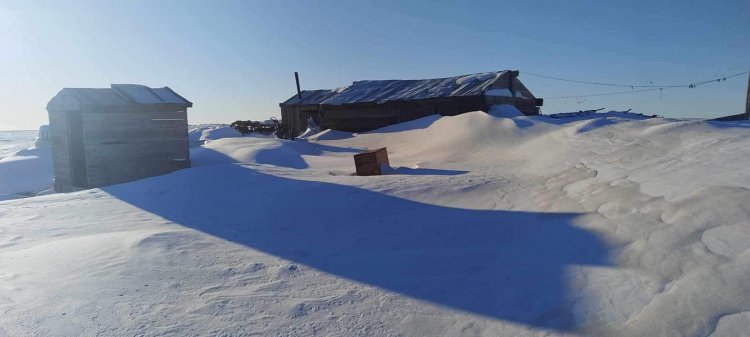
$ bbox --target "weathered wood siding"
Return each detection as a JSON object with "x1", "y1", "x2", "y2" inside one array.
[
  {"x1": 318, "y1": 96, "x2": 486, "y2": 132},
  {"x1": 49, "y1": 108, "x2": 190, "y2": 191},
  {"x1": 281, "y1": 105, "x2": 322, "y2": 138},
  {"x1": 80, "y1": 110, "x2": 189, "y2": 188},
  {"x1": 483, "y1": 72, "x2": 540, "y2": 115},
  {"x1": 48, "y1": 110, "x2": 73, "y2": 191}
]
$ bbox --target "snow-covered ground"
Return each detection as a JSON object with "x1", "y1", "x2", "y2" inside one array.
[
  {"x1": 3, "y1": 108, "x2": 750, "y2": 336},
  {"x1": 188, "y1": 124, "x2": 242, "y2": 147},
  {"x1": 0, "y1": 130, "x2": 36, "y2": 160},
  {"x1": 0, "y1": 130, "x2": 53, "y2": 200}
]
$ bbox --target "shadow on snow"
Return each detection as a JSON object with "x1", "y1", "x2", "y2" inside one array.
[{"x1": 104, "y1": 149, "x2": 612, "y2": 331}]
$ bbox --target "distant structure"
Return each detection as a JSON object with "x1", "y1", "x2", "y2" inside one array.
[
  {"x1": 47, "y1": 84, "x2": 192, "y2": 192},
  {"x1": 34, "y1": 125, "x2": 50, "y2": 147},
  {"x1": 279, "y1": 70, "x2": 543, "y2": 137}
]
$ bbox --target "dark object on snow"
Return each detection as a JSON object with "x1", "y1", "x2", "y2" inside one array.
[
  {"x1": 279, "y1": 70, "x2": 543, "y2": 137},
  {"x1": 713, "y1": 73, "x2": 750, "y2": 121},
  {"x1": 711, "y1": 113, "x2": 748, "y2": 122},
  {"x1": 547, "y1": 109, "x2": 656, "y2": 120},
  {"x1": 548, "y1": 108, "x2": 606, "y2": 119},
  {"x1": 230, "y1": 118, "x2": 281, "y2": 135},
  {"x1": 354, "y1": 147, "x2": 390, "y2": 176},
  {"x1": 46, "y1": 84, "x2": 192, "y2": 192}
]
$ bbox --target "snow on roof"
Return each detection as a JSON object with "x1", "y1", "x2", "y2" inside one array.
[
  {"x1": 60, "y1": 88, "x2": 132, "y2": 106},
  {"x1": 48, "y1": 84, "x2": 192, "y2": 110},
  {"x1": 322, "y1": 71, "x2": 507, "y2": 105},
  {"x1": 280, "y1": 89, "x2": 336, "y2": 106},
  {"x1": 280, "y1": 71, "x2": 510, "y2": 106},
  {"x1": 110, "y1": 84, "x2": 190, "y2": 105}
]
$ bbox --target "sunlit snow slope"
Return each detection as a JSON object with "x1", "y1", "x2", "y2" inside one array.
[{"x1": 2, "y1": 108, "x2": 750, "y2": 336}]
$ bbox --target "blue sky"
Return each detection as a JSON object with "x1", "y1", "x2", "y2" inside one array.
[{"x1": 1, "y1": 0, "x2": 748, "y2": 130}]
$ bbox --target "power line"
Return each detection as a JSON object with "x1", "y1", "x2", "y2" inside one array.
[
  {"x1": 546, "y1": 88, "x2": 663, "y2": 99},
  {"x1": 522, "y1": 70, "x2": 749, "y2": 89},
  {"x1": 527, "y1": 70, "x2": 749, "y2": 99}
]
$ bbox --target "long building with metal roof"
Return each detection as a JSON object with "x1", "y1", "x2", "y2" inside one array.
[{"x1": 279, "y1": 71, "x2": 542, "y2": 137}]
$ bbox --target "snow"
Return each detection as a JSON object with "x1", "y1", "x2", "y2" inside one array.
[
  {"x1": 0, "y1": 130, "x2": 36, "y2": 159},
  {"x1": 488, "y1": 104, "x2": 524, "y2": 118},
  {"x1": 455, "y1": 72, "x2": 500, "y2": 85},
  {"x1": 188, "y1": 124, "x2": 244, "y2": 147},
  {"x1": 321, "y1": 71, "x2": 506, "y2": 105},
  {"x1": 111, "y1": 84, "x2": 191, "y2": 104},
  {"x1": 710, "y1": 312, "x2": 750, "y2": 337},
  {"x1": 0, "y1": 145, "x2": 52, "y2": 198},
  {"x1": 282, "y1": 72, "x2": 516, "y2": 106},
  {"x1": 3, "y1": 111, "x2": 750, "y2": 336}
]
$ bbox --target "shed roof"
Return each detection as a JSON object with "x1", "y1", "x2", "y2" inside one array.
[
  {"x1": 280, "y1": 89, "x2": 336, "y2": 106},
  {"x1": 47, "y1": 84, "x2": 192, "y2": 111},
  {"x1": 324, "y1": 71, "x2": 508, "y2": 105},
  {"x1": 280, "y1": 71, "x2": 512, "y2": 106}
]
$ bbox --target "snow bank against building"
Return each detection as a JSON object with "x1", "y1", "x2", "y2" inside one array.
[
  {"x1": 488, "y1": 104, "x2": 524, "y2": 117},
  {"x1": 189, "y1": 124, "x2": 277, "y2": 148},
  {"x1": 188, "y1": 124, "x2": 241, "y2": 147}
]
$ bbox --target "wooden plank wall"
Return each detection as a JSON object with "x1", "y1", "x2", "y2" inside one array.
[
  {"x1": 80, "y1": 110, "x2": 189, "y2": 188},
  {"x1": 484, "y1": 73, "x2": 540, "y2": 115},
  {"x1": 48, "y1": 111, "x2": 73, "y2": 191},
  {"x1": 66, "y1": 111, "x2": 89, "y2": 187},
  {"x1": 281, "y1": 106, "x2": 317, "y2": 137},
  {"x1": 318, "y1": 96, "x2": 486, "y2": 132}
]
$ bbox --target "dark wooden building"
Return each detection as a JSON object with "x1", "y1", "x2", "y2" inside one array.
[
  {"x1": 280, "y1": 70, "x2": 542, "y2": 137},
  {"x1": 47, "y1": 84, "x2": 192, "y2": 192}
]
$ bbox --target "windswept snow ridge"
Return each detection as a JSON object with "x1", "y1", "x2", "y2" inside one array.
[
  {"x1": 2, "y1": 111, "x2": 750, "y2": 336},
  {"x1": 0, "y1": 145, "x2": 52, "y2": 199}
]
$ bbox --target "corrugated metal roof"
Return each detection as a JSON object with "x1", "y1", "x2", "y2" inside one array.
[
  {"x1": 280, "y1": 89, "x2": 336, "y2": 106},
  {"x1": 48, "y1": 84, "x2": 192, "y2": 110},
  {"x1": 280, "y1": 71, "x2": 509, "y2": 106},
  {"x1": 324, "y1": 71, "x2": 506, "y2": 105},
  {"x1": 62, "y1": 88, "x2": 132, "y2": 106},
  {"x1": 111, "y1": 84, "x2": 191, "y2": 105}
]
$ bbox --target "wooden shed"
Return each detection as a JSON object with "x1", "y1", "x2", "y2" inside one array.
[
  {"x1": 279, "y1": 70, "x2": 542, "y2": 137},
  {"x1": 47, "y1": 84, "x2": 192, "y2": 192}
]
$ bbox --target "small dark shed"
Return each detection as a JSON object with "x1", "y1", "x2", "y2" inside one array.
[
  {"x1": 280, "y1": 70, "x2": 542, "y2": 137},
  {"x1": 47, "y1": 84, "x2": 192, "y2": 192}
]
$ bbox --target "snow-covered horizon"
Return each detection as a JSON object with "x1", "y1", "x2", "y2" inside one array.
[{"x1": 2, "y1": 107, "x2": 750, "y2": 336}]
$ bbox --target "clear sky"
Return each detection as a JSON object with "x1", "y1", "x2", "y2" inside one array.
[{"x1": 1, "y1": 0, "x2": 748, "y2": 130}]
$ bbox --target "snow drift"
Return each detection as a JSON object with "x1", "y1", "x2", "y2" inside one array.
[
  {"x1": 3, "y1": 111, "x2": 750, "y2": 336},
  {"x1": 0, "y1": 145, "x2": 53, "y2": 199}
]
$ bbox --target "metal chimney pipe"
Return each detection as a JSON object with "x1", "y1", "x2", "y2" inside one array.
[{"x1": 295, "y1": 72, "x2": 302, "y2": 100}]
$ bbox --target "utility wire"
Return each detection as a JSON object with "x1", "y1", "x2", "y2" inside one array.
[
  {"x1": 546, "y1": 88, "x2": 663, "y2": 99},
  {"x1": 528, "y1": 70, "x2": 749, "y2": 99},
  {"x1": 523, "y1": 70, "x2": 749, "y2": 89}
]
